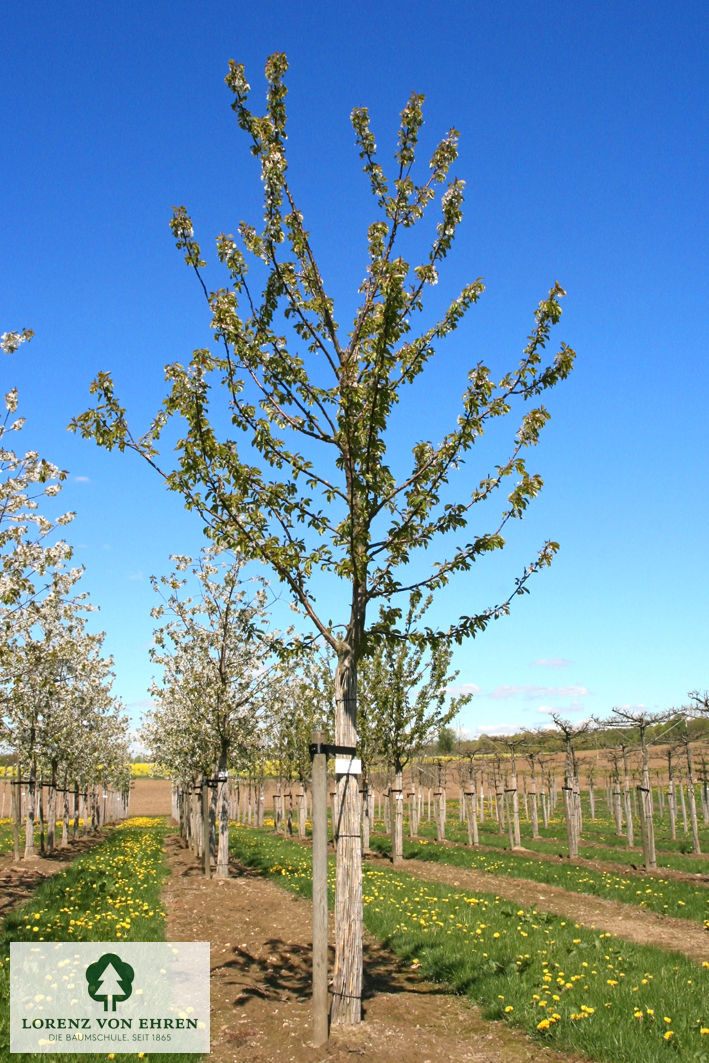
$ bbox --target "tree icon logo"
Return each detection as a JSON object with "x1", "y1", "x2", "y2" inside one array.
[{"x1": 85, "y1": 953, "x2": 135, "y2": 1011}]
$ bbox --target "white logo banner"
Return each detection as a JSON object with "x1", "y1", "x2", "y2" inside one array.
[{"x1": 10, "y1": 942, "x2": 210, "y2": 1053}]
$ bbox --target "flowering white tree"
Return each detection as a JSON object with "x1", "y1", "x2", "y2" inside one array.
[
  {"x1": 1, "y1": 566, "x2": 128, "y2": 855},
  {"x1": 144, "y1": 548, "x2": 282, "y2": 876},
  {"x1": 267, "y1": 641, "x2": 335, "y2": 837},
  {"x1": 1, "y1": 329, "x2": 75, "y2": 622},
  {"x1": 1, "y1": 327, "x2": 128, "y2": 854}
]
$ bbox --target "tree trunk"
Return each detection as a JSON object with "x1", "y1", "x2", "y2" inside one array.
[
  {"x1": 215, "y1": 749, "x2": 230, "y2": 878},
  {"x1": 298, "y1": 785, "x2": 308, "y2": 841},
  {"x1": 274, "y1": 780, "x2": 283, "y2": 834},
  {"x1": 257, "y1": 782, "x2": 265, "y2": 827},
  {"x1": 12, "y1": 767, "x2": 21, "y2": 862},
  {"x1": 495, "y1": 787, "x2": 505, "y2": 834},
  {"x1": 680, "y1": 782, "x2": 688, "y2": 833},
  {"x1": 509, "y1": 773, "x2": 521, "y2": 848},
  {"x1": 73, "y1": 783, "x2": 80, "y2": 840},
  {"x1": 408, "y1": 783, "x2": 418, "y2": 838},
  {"x1": 330, "y1": 648, "x2": 362, "y2": 1027},
  {"x1": 637, "y1": 785, "x2": 657, "y2": 869},
  {"x1": 529, "y1": 783, "x2": 539, "y2": 839},
  {"x1": 465, "y1": 789, "x2": 479, "y2": 846},
  {"x1": 685, "y1": 743, "x2": 701, "y2": 855},
  {"x1": 47, "y1": 766, "x2": 57, "y2": 854},
  {"x1": 623, "y1": 768, "x2": 634, "y2": 847},
  {"x1": 61, "y1": 776, "x2": 70, "y2": 848},
  {"x1": 286, "y1": 791, "x2": 294, "y2": 836},
  {"x1": 562, "y1": 786, "x2": 578, "y2": 858},
  {"x1": 24, "y1": 760, "x2": 37, "y2": 859},
  {"x1": 361, "y1": 782, "x2": 370, "y2": 854},
  {"x1": 391, "y1": 769, "x2": 404, "y2": 865},
  {"x1": 613, "y1": 789, "x2": 623, "y2": 835},
  {"x1": 201, "y1": 778, "x2": 210, "y2": 877},
  {"x1": 668, "y1": 776, "x2": 677, "y2": 840}
]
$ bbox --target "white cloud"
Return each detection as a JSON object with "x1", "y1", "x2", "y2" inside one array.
[
  {"x1": 128, "y1": 571, "x2": 144, "y2": 582},
  {"x1": 469, "y1": 722, "x2": 528, "y2": 737},
  {"x1": 447, "y1": 683, "x2": 480, "y2": 696},
  {"x1": 74, "y1": 475, "x2": 91, "y2": 483},
  {"x1": 127, "y1": 699, "x2": 155, "y2": 711},
  {"x1": 531, "y1": 658, "x2": 572, "y2": 669},
  {"x1": 490, "y1": 684, "x2": 589, "y2": 701},
  {"x1": 536, "y1": 700, "x2": 588, "y2": 716}
]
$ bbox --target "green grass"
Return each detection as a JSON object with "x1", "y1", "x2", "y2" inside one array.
[
  {"x1": 0, "y1": 818, "x2": 94, "y2": 857},
  {"x1": 0, "y1": 816, "x2": 202, "y2": 1063},
  {"x1": 0, "y1": 821, "x2": 13, "y2": 857},
  {"x1": 413, "y1": 804, "x2": 709, "y2": 871},
  {"x1": 368, "y1": 833, "x2": 709, "y2": 928},
  {"x1": 230, "y1": 825, "x2": 709, "y2": 1063}
]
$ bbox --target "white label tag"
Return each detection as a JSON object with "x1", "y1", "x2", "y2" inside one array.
[{"x1": 335, "y1": 756, "x2": 362, "y2": 775}]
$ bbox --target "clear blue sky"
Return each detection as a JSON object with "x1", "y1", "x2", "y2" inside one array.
[{"x1": 3, "y1": 1, "x2": 707, "y2": 743}]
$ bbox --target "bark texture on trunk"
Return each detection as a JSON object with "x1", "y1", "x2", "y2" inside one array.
[
  {"x1": 216, "y1": 750, "x2": 230, "y2": 878},
  {"x1": 391, "y1": 769, "x2": 404, "y2": 864},
  {"x1": 330, "y1": 649, "x2": 362, "y2": 1027}
]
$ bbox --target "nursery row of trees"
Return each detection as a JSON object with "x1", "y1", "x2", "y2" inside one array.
[
  {"x1": 142, "y1": 549, "x2": 468, "y2": 872},
  {"x1": 140, "y1": 539, "x2": 709, "y2": 882},
  {"x1": 0, "y1": 329, "x2": 131, "y2": 859}
]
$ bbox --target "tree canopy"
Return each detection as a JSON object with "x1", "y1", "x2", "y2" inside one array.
[{"x1": 71, "y1": 53, "x2": 575, "y2": 1025}]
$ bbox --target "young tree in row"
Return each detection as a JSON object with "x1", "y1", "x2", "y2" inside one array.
[
  {"x1": 72, "y1": 55, "x2": 575, "y2": 1023},
  {"x1": 144, "y1": 548, "x2": 281, "y2": 876},
  {"x1": 268, "y1": 641, "x2": 335, "y2": 838},
  {"x1": 358, "y1": 591, "x2": 471, "y2": 862},
  {"x1": 1, "y1": 329, "x2": 128, "y2": 851},
  {"x1": 1, "y1": 567, "x2": 128, "y2": 855}
]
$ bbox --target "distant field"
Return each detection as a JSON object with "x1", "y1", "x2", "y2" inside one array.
[{"x1": 129, "y1": 777, "x2": 172, "y2": 816}]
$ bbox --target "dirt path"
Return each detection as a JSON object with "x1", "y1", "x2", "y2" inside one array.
[
  {"x1": 0, "y1": 832, "x2": 112, "y2": 918},
  {"x1": 368, "y1": 855, "x2": 709, "y2": 964},
  {"x1": 162, "y1": 834, "x2": 590, "y2": 1063}
]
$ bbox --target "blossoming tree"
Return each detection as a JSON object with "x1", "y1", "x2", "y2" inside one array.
[
  {"x1": 144, "y1": 548, "x2": 281, "y2": 877},
  {"x1": 358, "y1": 590, "x2": 472, "y2": 863},
  {"x1": 72, "y1": 54, "x2": 575, "y2": 1024}
]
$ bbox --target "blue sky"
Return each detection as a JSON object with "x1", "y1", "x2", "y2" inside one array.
[{"x1": 3, "y1": 1, "x2": 707, "y2": 742}]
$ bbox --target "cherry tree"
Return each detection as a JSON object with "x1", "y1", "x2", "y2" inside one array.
[
  {"x1": 1, "y1": 327, "x2": 128, "y2": 852},
  {"x1": 358, "y1": 591, "x2": 471, "y2": 862},
  {"x1": 72, "y1": 54, "x2": 575, "y2": 1023},
  {"x1": 1, "y1": 566, "x2": 127, "y2": 854},
  {"x1": 267, "y1": 641, "x2": 334, "y2": 838},
  {"x1": 1, "y1": 328, "x2": 74, "y2": 621},
  {"x1": 144, "y1": 548, "x2": 282, "y2": 876}
]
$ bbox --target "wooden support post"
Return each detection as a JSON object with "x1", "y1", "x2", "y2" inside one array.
[{"x1": 311, "y1": 727, "x2": 329, "y2": 1046}]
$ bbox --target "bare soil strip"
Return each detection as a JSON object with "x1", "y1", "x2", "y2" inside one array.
[
  {"x1": 369, "y1": 855, "x2": 709, "y2": 964},
  {"x1": 162, "y1": 834, "x2": 590, "y2": 1063}
]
